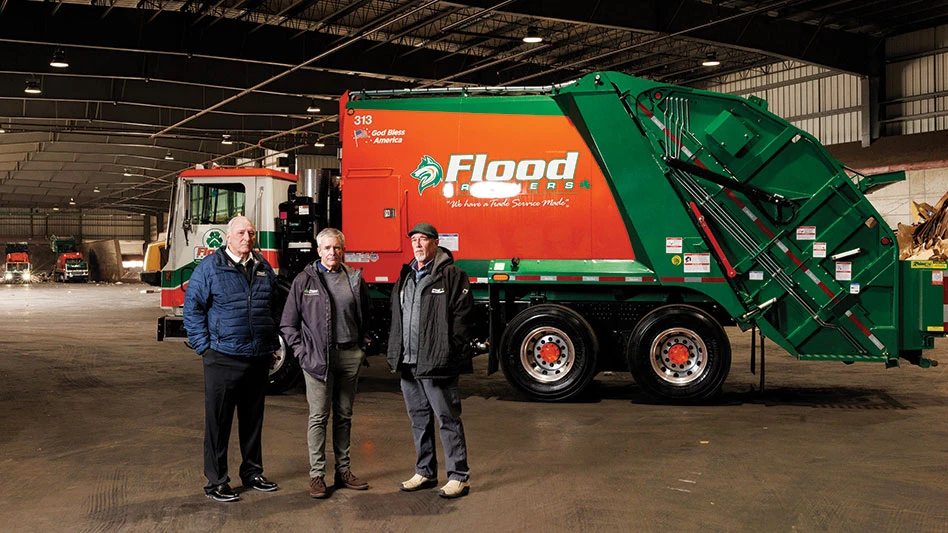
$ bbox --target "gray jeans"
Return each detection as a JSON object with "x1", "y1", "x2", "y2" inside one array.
[
  {"x1": 304, "y1": 346, "x2": 364, "y2": 479},
  {"x1": 400, "y1": 366, "x2": 470, "y2": 482}
]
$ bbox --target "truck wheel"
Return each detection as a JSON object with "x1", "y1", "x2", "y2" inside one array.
[
  {"x1": 500, "y1": 304, "x2": 598, "y2": 401},
  {"x1": 628, "y1": 305, "x2": 730, "y2": 402},
  {"x1": 267, "y1": 335, "x2": 302, "y2": 394}
]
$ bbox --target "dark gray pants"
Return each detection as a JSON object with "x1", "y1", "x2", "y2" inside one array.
[
  {"x1": 304, "y1": 346, "x2": 364, "y2": 479},
  {"x1": 399, "y1": 366, "x2": 470, "y2": 482}
]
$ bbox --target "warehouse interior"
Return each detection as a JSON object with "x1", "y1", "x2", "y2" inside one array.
[{"x1": 2, "y1": 1, "x2": 948, "y2": 531}]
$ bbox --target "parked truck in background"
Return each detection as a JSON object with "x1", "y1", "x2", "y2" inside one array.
[
  {"x1": 50, "y1": 236, "x2": 89, "y2": 283},
  {"x1": 157, "y1": 71, "x2": 943, "y2": 402},
  {"x1": 4, "y1": 242, "x2": 31, "y2": 284}
]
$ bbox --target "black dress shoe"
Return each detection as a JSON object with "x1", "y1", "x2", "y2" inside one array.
[
  {"x1": 206, "y1": 483, "x2": 240, "y2": 502},
  {"x1": 244, "y1": 474, "x2": 279, "y2": 492}
]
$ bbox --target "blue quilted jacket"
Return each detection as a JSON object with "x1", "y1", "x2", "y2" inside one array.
[{"x1": 183, "y1": 247, "x2": 280, "y2": 357}]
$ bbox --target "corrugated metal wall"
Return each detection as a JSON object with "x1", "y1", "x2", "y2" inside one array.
[
  {"x1": 707, "y1": 61, "x2": 863, "y2": 146},
  {"x1": 0, "y1": 207, "x2": 148, "y2": 241},
  {"x1": 884, "y1": 25, "x2": 948, "y2": 136},
  {"x1": 296, "y1": 154, "x2": 340, "y2": 173}
]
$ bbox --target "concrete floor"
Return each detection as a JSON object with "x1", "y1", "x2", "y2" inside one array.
[{"x1": 2, "y1": 283, "x2": 948, "y2": 532}]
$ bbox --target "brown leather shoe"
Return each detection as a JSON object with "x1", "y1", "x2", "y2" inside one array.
[
  {"x1": 335, "y1": 470, "x2": 369, "y2": 490},
  {"x1": 309, "y1": 476, "x2": 329, "y2": 499}
]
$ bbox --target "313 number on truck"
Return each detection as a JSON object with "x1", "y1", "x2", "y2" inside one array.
[{"x1": 156, "y1": 71, "x2": 943, "y2": 402}]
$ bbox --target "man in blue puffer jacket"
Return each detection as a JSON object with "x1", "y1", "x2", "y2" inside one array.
[{"x1": 184, "y1": 215, "x2": 281, "y2": 503}]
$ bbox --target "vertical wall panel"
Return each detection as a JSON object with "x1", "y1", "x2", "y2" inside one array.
[
  {"x1": 707, "y1": 61, "x2": 862, "y2": 145},
  {"x1": 297, "y1": 154, "x2": 340, "y2": 173}
]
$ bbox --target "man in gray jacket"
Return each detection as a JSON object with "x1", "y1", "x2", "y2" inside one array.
[
  {"x1": 387, "y1": 222, "x2": 475, "y2": 499},
  {"x1": 281, "y1": 228, "x2": 371, "y2": 499}
]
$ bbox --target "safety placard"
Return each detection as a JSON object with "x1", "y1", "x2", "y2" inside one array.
[
  {"x1": 813, "y1": 242, "x2": 826, "y2": 258},
  {"x1": 749, "y1": 271, "x2": 764, "y2": 281},
  {"x1": 933, "y1": 271, "x2": 944, "y2": 285},
  {"x1": 835, "y1": 262, "x2": 852, "y2": 281},
  {"x1": 665, "y1": 237, "x2": 683, "y2": 254},
  {"x1": 683, "y1": 253, "x2": 711, "y2": 273},
  {"x1": 796, "y1": 226, "x2": 817, "y2": 240}
]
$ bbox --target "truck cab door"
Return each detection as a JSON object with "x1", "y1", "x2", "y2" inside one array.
[{"x1": 161, "y1": 177, "x2": 251, "y2": 310}]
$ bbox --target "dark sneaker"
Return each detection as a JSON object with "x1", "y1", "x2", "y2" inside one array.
[
  {"x1": 310, "y1": 476, "x2": 329, "y2": 499},
  {"x1": 244, "y1": 474, "x2": 279, "y2": 492},
  {"x1": 206, "y1": 483, "x2": 240, "y2": 503},
  {"x1": 335, "y1": 470, "x2": 369, "y2": 490}
]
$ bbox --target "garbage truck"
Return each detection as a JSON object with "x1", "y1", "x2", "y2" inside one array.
[
  {"x1": 50, "y1": 236, "x2": 89, "y2": 283},
  {"x1": 157, "y1": 71, "x2": 943, "y2": 402},
  {"x1": 4, "y1": 242, "x2": 31, "y2": 283}
]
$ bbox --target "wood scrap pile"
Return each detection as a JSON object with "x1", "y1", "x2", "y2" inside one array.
[{"x1": 899, "y1": 190, "x2": 948, "y2": 260}]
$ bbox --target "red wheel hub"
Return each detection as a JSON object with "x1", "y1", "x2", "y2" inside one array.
[
  {"x1": 667, "y1": 344, "x2": 690, "y2": 366},
  {"x1": 539, "y1": 342, "x2": 561, "y2": 363}
]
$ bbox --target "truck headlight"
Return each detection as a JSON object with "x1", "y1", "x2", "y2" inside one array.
[
  {"x1": 4, "y1": 272, "x2": 11, "y2": 280},
  {"x1": 23, "y1": 272, "x2": 31, "y2": 281}
]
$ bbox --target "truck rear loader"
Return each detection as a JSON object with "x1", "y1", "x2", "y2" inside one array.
[{"x1": 157, "y1": 71, "x2": 944, "y2": 402}]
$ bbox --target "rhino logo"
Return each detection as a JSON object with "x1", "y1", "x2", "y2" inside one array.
[{"x1": 410, "y1": 155, "x2": 443, "y2": 195}]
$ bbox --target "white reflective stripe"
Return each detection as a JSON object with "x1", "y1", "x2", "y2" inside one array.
[
  {"x1": 868, "y1": 334, "x2": 885, "y2": 350},
  {"x1": 626, "y1": 276, "x2": 644, "y2": 282},
  {"x1": 943, "y1": 304, "x2": 948, "y2": 323},
  {"x1": 375, "y1": 276, "x2": 389, "y2": 282},
  {"x1": 742, "y1": 206, "x2": 758, "y2": 221},
  {"x1": 684, "y1": 277, "x2": 703, "y2": 283},
  {"x1": 650, "y1": 115, "x2": 665, "y2": 129},
  {"x1": 540, "y1": 276, "x2": 555, "y2": 281},
  {"x1": 583, "y1": 276, "x2": 598, "y2": 282},
  {"x1": 804, "y1": 269, "x2": 821, "y2": 285},
  {"x1": 844, "y1": 310, "x2": 853, "y2": 318},
  {"x1": 775, "y1": 240, "x2": 789, "y2": 252}
]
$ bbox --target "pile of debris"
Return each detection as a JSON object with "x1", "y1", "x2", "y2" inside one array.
[{"x1": 898, "y1": 190, "x2": 948, "y2": 260}]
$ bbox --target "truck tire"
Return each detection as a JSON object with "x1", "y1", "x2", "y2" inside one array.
[
  {"x1": 500, "y1": 304, "x2": 598, "y2": 402},
  {"x1": 267, "y1": 335, "x2": 302, "y2": 394},
  {"x1": 628, "y1": 305, "x2": 731, "y2": 402}
]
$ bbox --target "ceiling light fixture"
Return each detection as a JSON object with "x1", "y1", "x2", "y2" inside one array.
[
  {"x1": 702, "y1": 52, "x2": 721, "y2": 67},
  {"x1": 0, "y1": 127, "x2": 5, "y2": 134},
  {"x1": 69, "y1": 197, "x2": 76, "y2": 206},
  {"x1": 24, "y1": 78, "x2": 41, "y2": 94},
  {"x1": 164, "y1": 150, "x2": 174, "y2": 160},
  {"x1": 306, "y1": 99, "x2": 321, "y2": 113},
  {"x1": 50, "y1": 48, "x2": 69, "y2": 69},
  {"x1": 93, "y1": 186, "x2": 100, "y2": 193},
  {"x1": 53, "y1": 207, "x2": 60, "y2": 211},
  {"x1": 123, "y1": 168, "x2": 133, "y2": 177},
  {"x1": 221, "y1": 134, "x2": 233, "y2": 145},
  {"x1": 313, "y1": 141, "x2": 325, "y2": 148},
  {"x1": 522, "y1": 27, "x2": 543, "y2": 44}
]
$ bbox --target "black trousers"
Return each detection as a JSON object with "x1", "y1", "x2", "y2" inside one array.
[{"x1": 202, "y1": 349, "x2": 270, "y2": 492}]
